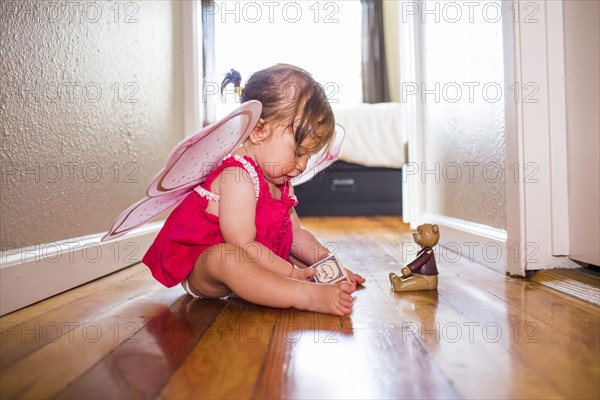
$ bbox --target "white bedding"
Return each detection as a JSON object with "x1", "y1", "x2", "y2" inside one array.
[{"x1": 333, "y1": 102, "x2": 405, "y2": 169}]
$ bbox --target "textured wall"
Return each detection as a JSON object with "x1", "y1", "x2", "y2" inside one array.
[
  {"x1": 420, "y1": 0, "x2": 506, "y2": 229},
  {"x1": 0, "y1": 1, "x2": 184, "y2": 251}
]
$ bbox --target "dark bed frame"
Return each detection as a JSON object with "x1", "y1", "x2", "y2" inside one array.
[{"x1": 294, "y1": 160, "x2": 403, "y2": 216}]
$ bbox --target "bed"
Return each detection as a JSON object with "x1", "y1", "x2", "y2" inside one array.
[{"x1": 294, "y1": 102, "x2": 405, "y2": 216}]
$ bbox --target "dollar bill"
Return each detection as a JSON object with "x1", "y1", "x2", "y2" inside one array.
[{"x1": 311, "y1": 254, "x2": 350, "y2": 284}]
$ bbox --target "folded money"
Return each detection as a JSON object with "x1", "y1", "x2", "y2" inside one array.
[{"x1": 310, "y1": 255, "x2": 351, "y2": 284}]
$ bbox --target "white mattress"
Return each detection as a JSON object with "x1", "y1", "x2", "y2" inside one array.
[{"x1": 334, "y1": 102, "x2": 405, "y2": 169}]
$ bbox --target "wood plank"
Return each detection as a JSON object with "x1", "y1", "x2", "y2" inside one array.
[
  {"x1": 159, "y1": 299, "x2": 280, "y2": 399},
  {"x1": 253, "y1": 226, "x2": 460, "y2": 399},
  {"x1": 370, "y1": 269, "x2": 563, "y2": 399},
  {"x1": 351, "y1": 231, "x2": 557, "y2": 399},
  {"x1": 0, "y1": 264, "x2": 144, "y2": 329},
  {"x1": 2, "y1": 216, "x2": 598, "y2": 400},
  {"x1": 436, "y1": 265, "x2": 600, "y2": 399},
  {"x1": 54, "y1": 297, "x2": 227, "y2": 399},
  {"x1": 304, "y1": 216, "x2": 599, "y2": 398},
  {"x1": 253, "y1": 309, "x2": 343, "y2": 399},
  {"x1": 303, "y1": 219, "x2": 566, "y2": 399},
  {"x1": 254, "y1": 303, "x2": 460, "y2": 399},
  {"x1": 0, "y1": 272, "x2": 184, "y2": 399},
  {"x1": 443, "y1": 256, "x2": 600, "y2": 349},
  {"x1": 1, "y1": 265, "x2": 158, "y2": 371}
]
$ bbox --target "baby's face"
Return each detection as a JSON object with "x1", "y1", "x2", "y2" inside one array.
[{"x1": 255, "y1": 122, "x2": 318, "y2": 186}]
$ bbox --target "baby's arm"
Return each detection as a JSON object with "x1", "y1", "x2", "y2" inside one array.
[
  {"x1": 289, "y1": 197, "x2": 366, "y2": 285},
  {"x1": 218, "y1": 167, "x2": 297, "y2": 277},
  {"x1": 289, "y1": 207, "x2": 329, "y2": 265}
]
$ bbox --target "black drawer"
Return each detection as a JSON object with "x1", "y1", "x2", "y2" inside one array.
[{"x1": 294, "y1": 161, "x2": 402, "y2": 216}]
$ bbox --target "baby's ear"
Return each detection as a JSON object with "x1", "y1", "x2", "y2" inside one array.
[
  {"x1": 249, "y1": 120, "x2": 270, "y2": 143},
  {"x1": 249, "y1": 126, "x2": 262, "y2": 142}
]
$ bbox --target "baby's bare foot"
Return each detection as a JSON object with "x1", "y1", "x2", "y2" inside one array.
[
  {"x1": 346, "y1": 269, "x2": 366, "y2": 285},
  {"x1": 290, "y1": 267, "x2": 317, "y2": 281},
  {"x1": 296, "y1": 281, "x2": 356, "y2": 316}
]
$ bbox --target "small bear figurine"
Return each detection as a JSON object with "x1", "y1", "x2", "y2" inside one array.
[{"x1": 389, "y1": 223, "x2": 440, "y2": 292}]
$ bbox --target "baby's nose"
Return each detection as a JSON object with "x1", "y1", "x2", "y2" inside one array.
[{"x1": 296, "y1": 157, "x2": 308, "y2": 173}]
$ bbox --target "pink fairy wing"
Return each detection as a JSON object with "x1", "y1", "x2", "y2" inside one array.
[
  {"x1": 101, "y1": 190, "x2": 188, "y2": 242},
  {"x1": 101, "y1": 100, "x2": 263, "y2": 242},
  {"x1": 291, "y1": 124, "x2": 346, "y2": 186},
  {"x1": 147, "y1": 100, "x2": 262, "y2": 197}
]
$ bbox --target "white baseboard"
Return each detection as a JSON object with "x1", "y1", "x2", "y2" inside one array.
[
  {"x1": 0, "y1": 222, "x2": 163, "y2": 316},
  {"x1": 422, "y1": 213, "x2": 508, "y2": 275}
]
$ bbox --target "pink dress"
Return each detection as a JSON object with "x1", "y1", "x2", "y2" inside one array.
[{"x1": 142, "y1": 154, "x2": 298, "y2": 287}]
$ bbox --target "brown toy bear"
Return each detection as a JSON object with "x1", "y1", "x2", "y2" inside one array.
[{"x1": 389, "y1": 223, "x2": 440, "y2": 291}]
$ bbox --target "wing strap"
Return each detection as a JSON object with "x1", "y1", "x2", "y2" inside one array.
[{"x1": 193, "y1": 154, "x2": 261, "y2": 202}]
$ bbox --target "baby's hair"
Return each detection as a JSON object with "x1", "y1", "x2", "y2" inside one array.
[
  {"x1": 221, "y1": 64, "x2": 335, "y2": 153},
  {"x1": 221, "y1": 69, "x2": 242, "y2": 95}
]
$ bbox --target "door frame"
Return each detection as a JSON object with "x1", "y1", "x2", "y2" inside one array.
[
  {"x1": 182, "y1": 0, "x2": 203, "y2": 136},
  {"x1": 503, "y1": 0, "x2": 578, "y2": 275},
  {"x1": 399, "y1": 0, "x2": 424, "y2": 229},
  {"x1": 400, "y1": 0, "x2": 579, "y2": 276}
]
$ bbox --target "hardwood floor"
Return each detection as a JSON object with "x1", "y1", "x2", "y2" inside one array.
[{"x1": 1, "y1": 217, "x2": 598, "y2": 399}]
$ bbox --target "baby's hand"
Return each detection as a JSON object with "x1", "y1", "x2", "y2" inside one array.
[
  {"x1": 345, "y1": 268, "x2": 366, "y2": 286},
  {"x1": 290, "y1": 266, "x2": 317, "y2": 281}
]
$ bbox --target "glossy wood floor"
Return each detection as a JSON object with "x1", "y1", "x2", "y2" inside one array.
[{"x1": 1, "y1": 217, "x2": 599, "y2": 399}]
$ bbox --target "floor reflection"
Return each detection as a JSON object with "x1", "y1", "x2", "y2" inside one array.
[{"x1": 58, "y1": 295, "x2": 226, "y2": 398}]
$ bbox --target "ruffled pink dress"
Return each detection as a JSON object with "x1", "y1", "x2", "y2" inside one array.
[{"x1": 142, "y1": 154, "x2": 297, "y2": 287}]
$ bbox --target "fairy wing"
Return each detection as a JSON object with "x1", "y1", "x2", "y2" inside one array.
[
  {"x1": 100, "y1": 190, "x2": 189, "y2": 242},
  {"x1": 147, "y1": 100, "x2": 262, "y2": 197},
  {"x1": 291, "y1": 124, "x2": 346, "y2": 186},
  {"x1": 101, "y1": 100, "x2": 263, "y2": 242}
]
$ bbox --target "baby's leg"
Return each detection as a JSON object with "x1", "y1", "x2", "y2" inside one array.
[
  {"x1": 187, "y1": 243, "x2": 356, "y2": 315},
  {"x1": 235, "y1": 241, "x2": 312, "y2": 279}
]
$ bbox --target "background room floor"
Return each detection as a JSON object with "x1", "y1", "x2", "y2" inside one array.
[{"x1": 1, "y1": 217, "x2": 598, "y2": 399}]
